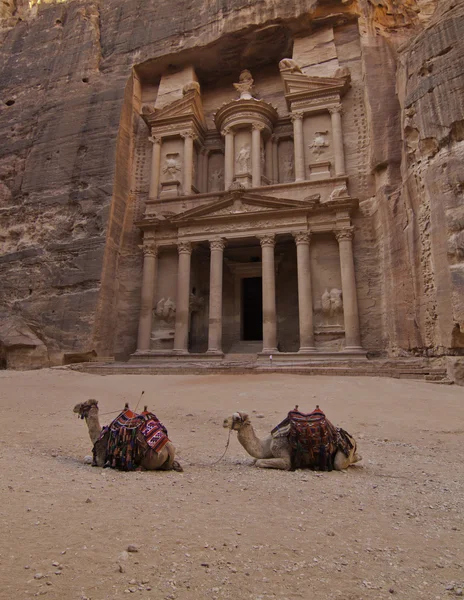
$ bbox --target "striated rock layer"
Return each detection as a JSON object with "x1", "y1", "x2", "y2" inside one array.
[{"x1": 0, "y1": 0, "x2": 462, "y2": 367}]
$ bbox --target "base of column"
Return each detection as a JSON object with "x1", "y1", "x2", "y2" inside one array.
[
  {"x1": 206, "y1": 349, "x2": 224, "y2": 357},
  {"x1": 259, "y1": 348, "x2": 279, "y2": 355},
  {"x1": 298, "y1": 346, "x2": 317, "y2": 353},
  {"x1": 341, "y1": 346, "x2": 366, "y2": 354},
  {"x1": 172, "y1": 349, "x2": 190, "y2": 355}
]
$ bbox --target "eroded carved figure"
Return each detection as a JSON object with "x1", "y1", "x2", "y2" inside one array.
[
  {"x1": 236, "y1": 145, "x2": 251, "y2": 174},
  {"x1": 279, "y1": 58, "x2": 302, "y2": 73},
  {"x1": 321, "y1": 288, "x2": 343, "y2": 319},
  {"x1": 154, "y1": 297, "x2": 176, "y2": 322},
  {"x1": 310, "y1": 132, "x2": 329, "y2": 155},
  {"x1": 210, "y1": 169, "x2": 224, "y2": 192},
  {"x1": 162, "y1": 154, "x2": 181, "y2": 180},
  {"x1": 233, "y1": 70, "x2": 254, "y2": 99}
]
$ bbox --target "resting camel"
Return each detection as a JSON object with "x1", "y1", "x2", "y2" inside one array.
[
  {"x1": 223, "y1": 411, "x2": 361, "y2": 471},
  {"x1": 73, "y1": 399, "x2": 182, "y2": 471}
]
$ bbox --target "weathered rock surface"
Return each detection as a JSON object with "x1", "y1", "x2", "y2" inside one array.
[{"x1": 0, "y1": 0, "x2": 462, "y2": 367}]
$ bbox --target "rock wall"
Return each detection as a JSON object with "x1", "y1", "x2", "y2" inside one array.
[{"x1": 1, "y1": 0, "x2": 462, "y2": 367}]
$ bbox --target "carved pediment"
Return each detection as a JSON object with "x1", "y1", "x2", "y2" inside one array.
[
  {"x1": 280, "y1": 69, "x2": 350, "y2": 110},
  {"x1": 142, "y1": 89, "x2": 207, "y2": 132},
  {"x1": 170, "y1": 192, "x2": 320, "y2": 224}
]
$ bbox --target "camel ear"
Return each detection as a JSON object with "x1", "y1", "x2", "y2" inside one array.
[{"x1": 238, "y1": 412, "x2": 249, "y2": 422}]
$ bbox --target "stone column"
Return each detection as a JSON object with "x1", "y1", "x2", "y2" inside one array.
[
  {"x1": 259, "y1": 234, "x2": 278, "y2": 353},
  {"x1": 173, "y1": 241, "x2": 192, "y2": 353},
  {"x1": 207, "y1": 238, "x2": 226, "y2": 354},
  {"x1": 293, "y1": 232, "x2": 316, "y2": 352},
  {"x1": 290, "y1": 112, "x2": 305, "y2": 182},
  {"x1": 181, "y1": 132, "x2": 195, "y2": 195},
  {"x1": 136, "y1": 241, "x2": 158, "y2": 351},
  {"x1": 148, "y1": 136, "x2": 162, "y2": 199},
  {"x1": 223, "y1": 127, "x2": 235, "y2": 190},
  {"x1": 329, "y1": 105, "x2": 346, "y2": 177},
  {"x1": 252, "y1": 123, "x2": 264, "y2": 188},
  {"x1": 335, "y1": 228, "x2": 362, "y2": 350},
  {"x1": 265, "y1": 135, "x2": 273, "y2": 182},
  {"x1": 272, "y1": 135, "x2": 279, "y2": 184}
]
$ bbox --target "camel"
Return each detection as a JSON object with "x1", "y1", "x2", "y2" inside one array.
[
  {"x1": 223, "y1": 411, "x2": 361, "y2": 471},
  {"x1": 73, "y1": 399, "x2": 182, "y2": 471}
]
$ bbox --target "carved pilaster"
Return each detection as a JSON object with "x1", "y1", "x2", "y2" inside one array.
[{"x1": 290, "y1": 112, "x2": 305, "y2": 182}]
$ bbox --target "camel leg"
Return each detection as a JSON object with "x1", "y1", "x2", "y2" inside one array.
[
  {"x1": 333, "y1": 450, "x2": 358, "y2": 471},
  {"x1": 255, "y1": 457, "x2": 291, "y2": 470}
]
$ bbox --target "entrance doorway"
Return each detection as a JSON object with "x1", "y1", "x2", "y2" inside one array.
[{"x1": 242, "y1": 277, "x2": 263, "y2": 340}]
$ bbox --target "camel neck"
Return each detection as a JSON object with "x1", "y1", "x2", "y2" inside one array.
[
  {"x1": 237, "y1": 421, "x2": 267, "y2": 459},
  {"x1": 85, "y1": 408, "x2": 102, "y2": 445}
]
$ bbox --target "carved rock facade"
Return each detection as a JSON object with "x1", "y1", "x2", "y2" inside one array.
[{"x1": 0, "y1": 0, "x2": 462, "y2": 367}]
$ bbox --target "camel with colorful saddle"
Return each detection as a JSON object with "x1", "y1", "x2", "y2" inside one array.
[
  {"x1": 73, "y1": 399, "x2": 182, "y2": 472},
  {"x1": 223, "y1": 405, "x2": 361, "y2": 471}
]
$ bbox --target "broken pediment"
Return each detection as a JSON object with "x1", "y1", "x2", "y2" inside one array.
[
  {"x1": 142, "y1": 88, "x2": 207, "y2": 132},
  {"x1": 279, "y1": 60, "x2": 350, "y2": 110},
  {"x1": 170, "y1": 192, "x2": 321, "y2": 224}
]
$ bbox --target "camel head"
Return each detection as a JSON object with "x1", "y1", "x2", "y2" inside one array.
[
  {"x1": 223, "y1": 411, "x2": 249, "y2": 431},
  {"x1": 73, "y1": 398, "x2": 99, "y2": 420}
]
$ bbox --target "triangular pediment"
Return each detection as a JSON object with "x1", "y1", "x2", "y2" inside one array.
[
  {"x1": 170, "y1": 192, "x2": 320, "y2": 223},
  {"x1": 142, "y1": 89, "x2": 206, "y2": 130}
]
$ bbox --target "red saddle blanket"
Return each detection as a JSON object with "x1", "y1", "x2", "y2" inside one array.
[
  {"x1": 272, "y1": 406, "x2": 353, "y2": 471},
  {"x1": 95, "y1": 408, "x2": 169, "y2": 471}
]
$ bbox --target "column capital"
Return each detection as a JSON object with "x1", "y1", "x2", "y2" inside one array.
[
  {"x1": 293, "y1": 231, "x2": 311, "y2": 245},
  {"x1": 181, "y1": 131, "x2": 197, "y2": 141},
  {"x1": 290, "y1": 111, "x2": 304, "y2": 122},
  {"x1": 335, "y1": 227, "x2": 354, "y2": 242},
  {"x1": 177, "y1": 240, "x2": 192, "y2": 255},
  {"x1": 210, "y1": 238, "x2": 226, "y2": 251},
  {"x1": 222, "y1": 126, "x2": 233, "y2": 136},
  {"x1": 258, "y1": 233, "x2": 276, "y2": 248},
  {"x1": 141, "y1": 241, "x2": 158, "y2": 257},
  {"x1": 149, "y1": 135, "x2": 162, "y2": 145},
  {"x1": 252, "y1": 122, "x2": 265, "y2": 132},
  {"x1": 328, "y1": 104, "x2": 343, "y2": 116},
  {"x1": 271, "y1": 133, "x2": 279, "y2": 143}
]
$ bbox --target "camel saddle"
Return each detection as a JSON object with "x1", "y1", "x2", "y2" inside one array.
[
  {"x1": 94, "y1": 408, "x2": 169, "y2": 471},
  {"x1": 271, "y1": 405, "x2": 353, "y2": 471}
]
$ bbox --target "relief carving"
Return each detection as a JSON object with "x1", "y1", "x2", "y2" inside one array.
[
  {"x1": 236, "y1": 144, "x2": 251, "y2": 174},
  {"x1": 279, "y1": 58, "x2": 302, "y2": 73},
  {"x1": 210, "y1": 168, "x2": 224, "y2": 192},
  {"x1": 151, "y1": 297, "x2": 176, "y2": 350},
  {"x1": 309, "y1": 131, "x2": 329, "y2": 156},
  {"x1": 233, "y1": 69, "x2": 254, "y2": 99},
  {"x1": 162, "y1": 153, "x2": 181, "y2": 180},
  {"x1": 317, "y1": 288, "x2": 344, "y2": 330}
]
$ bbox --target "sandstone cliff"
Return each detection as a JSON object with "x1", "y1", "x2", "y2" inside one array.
[{"x1": 0, "y1": 0, "x2": 462, "y2": 367}]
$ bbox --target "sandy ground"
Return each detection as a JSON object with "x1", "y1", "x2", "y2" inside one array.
[{"x1": 0, "y1": 369, "x2": 463, "y2": 600}]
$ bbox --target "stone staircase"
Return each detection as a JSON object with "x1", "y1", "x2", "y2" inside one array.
[
  {"x1": 69, "y1": 356, "x2": 450, "y2": 383},
  {"x1": 227, "y1": 341, "x2": 263, "y2": 356}
]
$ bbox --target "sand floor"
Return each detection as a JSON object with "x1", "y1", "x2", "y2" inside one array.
[{"x1": 0, "y1": 369, "x2": 463, "y2": 600}]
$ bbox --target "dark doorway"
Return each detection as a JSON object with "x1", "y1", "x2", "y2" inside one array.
[{"x1": 242, "y1": 277, "x2": 263, "y2": 340}]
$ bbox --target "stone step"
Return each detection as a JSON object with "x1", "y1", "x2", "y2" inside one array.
[{"x1": 227, "y1": 341, "x2": 262, "y2": 355}]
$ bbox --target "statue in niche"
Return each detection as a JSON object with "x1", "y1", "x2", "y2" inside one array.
[
  {"x1": 151, "y1": 297, "x2": 176, "y2": 350},
  {"x1": 210, "y1": 169, "x2": 224, "y2": 192},
  {"x1": 309, "y1": 131, "x2": 329, "y2": 156},
  {"x1": 162, "y1": 153, "x2": 181, "y2": 180},
  {"x1": 321, "y1": 288, "x2": 343, "y2": 325},
  {"x1": 236, "y1": 145, "x2": 251, "y2": 174},
  {"x1": 154, "y1": 297, "x2": 176, "y2": 322},
  {"x1": 233, "y1": 70, "x2": 254, "y2": 99},
  {"x1": 283, "y1": 157, "x2": 294, "y2": 181}
]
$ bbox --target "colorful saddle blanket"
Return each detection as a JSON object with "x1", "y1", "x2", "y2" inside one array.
[
  {"x1": 94, "y1": 408, "x2": 169, "y2": 471},
  {"x1": 271, "y1": 406, "x2": 353, "y2": 471}
]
